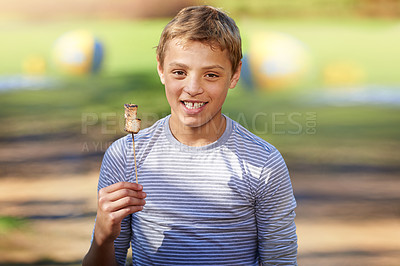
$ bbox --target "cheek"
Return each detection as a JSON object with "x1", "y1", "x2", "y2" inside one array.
[
  {"x1": 164, "y1": 79, "x2": 181, "y2": 103},
  {"x1": 212, "y1": 82, "x2": 230, "y2": 98}
]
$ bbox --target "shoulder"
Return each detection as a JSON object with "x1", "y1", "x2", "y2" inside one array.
[
  {"x1": 105, "y1": 135, "x2": 128, "y2": 159},
  {"x1": 105, "y1": 116, "x2": 167, "y2": 155},
  {"x1": 227, "y1": 117, "x2": 280, "y2": 161},
  {"x1": 131, "y1": 116, "x2": 168, "y2": 143},
  {"x1": 115, "y1": 116, "x2": 167, "y2": 145}
]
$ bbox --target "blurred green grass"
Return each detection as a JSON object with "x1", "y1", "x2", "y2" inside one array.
[
  {"x1": 0, "y1": 216, "x2": 27, "y2": 234},
  {"x1": 0, "y1": 19, "x2": 164, "y2": 74},
  {"x1": 1, "y1": 17, "x2": 400, "y2": 82},
  {"x1": 0, "y1": 18, "x2": 399, "y2": 171},
  {"x1": 238, "y1": 17, "x2": 400, "y2": 85}
]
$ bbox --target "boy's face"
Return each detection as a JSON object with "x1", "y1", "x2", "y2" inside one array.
[{"x1": 157, "y1": 39, "x2": 241, "y2": 133}]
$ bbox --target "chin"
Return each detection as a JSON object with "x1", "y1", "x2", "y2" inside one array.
[{"x1": 181, "y1": 117, "x2": 205, "y2": 128}]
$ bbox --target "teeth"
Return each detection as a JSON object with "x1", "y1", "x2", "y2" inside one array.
[{"x1": 184, "y1": 101, "x2": 205, "y2": 109}]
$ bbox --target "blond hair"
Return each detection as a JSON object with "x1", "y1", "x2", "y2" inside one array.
[{"x1": 156, "y1": 5, "x2": 242, "y2": 73}]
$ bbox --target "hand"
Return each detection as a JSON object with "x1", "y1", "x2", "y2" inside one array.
[{"x1": 94, "y1": 182, "x2": 146, "y2": 246}]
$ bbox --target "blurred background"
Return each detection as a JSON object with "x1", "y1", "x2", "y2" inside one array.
[{"x1": 0, "y1": 0, "x2": 399, "y2": 265}]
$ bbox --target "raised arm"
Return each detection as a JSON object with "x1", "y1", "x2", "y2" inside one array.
[
  {"x1": 83, "y1": 182, "x2": 146, "y2": 266},
  {"x1": 83, "y1": 139, "x2": 146, "y2": 266}
]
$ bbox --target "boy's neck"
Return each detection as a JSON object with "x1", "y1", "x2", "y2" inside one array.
[{"x1": 169, "y1": 114, "x2": 226, "y2": 147}]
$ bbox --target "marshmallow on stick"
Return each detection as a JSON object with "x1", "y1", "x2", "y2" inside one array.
[
  {"x1": 124, "y1": 104, "x2": 141, "y2": 184},
  {"x1": 124, "y1": 104, "x2": 141, "y2": 133}
]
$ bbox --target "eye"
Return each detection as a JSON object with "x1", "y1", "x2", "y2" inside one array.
[
  {"x1": 172, "y1": 70, "x2": 186, "y2": 76},
  {"x1": 205, "y1": 73, "x2": 219, "y2": 78}
]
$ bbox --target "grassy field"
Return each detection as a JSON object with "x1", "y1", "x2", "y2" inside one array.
[
  {"x1": 1, "y1": 17, "x2": 399, "y2": 162},
  {"x1": 0, "y1": 16, "x2": 400, "y2": 265}
]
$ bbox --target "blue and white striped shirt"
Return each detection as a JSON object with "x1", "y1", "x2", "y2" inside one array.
[{"x1": 97, "y1": 115, "x2": 297, "y2": 265}]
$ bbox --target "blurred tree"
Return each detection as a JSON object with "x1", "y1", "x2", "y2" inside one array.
[
  {"x1": 0, "y1": 0, "x2": 199, "y2": 20},
  {"x1": 357, "y1": 0, "x2": 400, "y2": 17},
  {"x1": 211, "y1": 0, "x2": 400, "y2": 18}
]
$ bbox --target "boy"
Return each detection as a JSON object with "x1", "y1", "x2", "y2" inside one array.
[{"x1": 83, "y1": 5, "x2": 297, "y2": 265}]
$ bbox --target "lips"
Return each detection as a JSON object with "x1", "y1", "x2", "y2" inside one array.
[
  {"x1": 182, "y1": 101, "x2": 206, "y2": 109},
  {"x1": 180, "y1": 101, "x2": 208, "y2": 114}
]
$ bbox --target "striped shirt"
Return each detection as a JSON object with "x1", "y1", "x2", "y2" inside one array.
[{"x1": 97, "y1": 115, "x2": 297, "y2": 265}]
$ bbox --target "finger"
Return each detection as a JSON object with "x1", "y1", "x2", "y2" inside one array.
[
  {"x1": 100, "y1": 197, "x2": 146, "y2": 213},
  {"x1": 113, "y1": 197, "x2": 146, "y2": 209},
  {"x1": 113, "y1": 205, "x2": 144, "y2": 219},
  {"x1": 101, "y1": 182, "x2": 143, "y2": 194},
  {"x1": 104, "y1": 188, "x2": 146, "y2": 203},
  {"x1": 100, "y1": 205, "x2": 144, "y2": 227}
]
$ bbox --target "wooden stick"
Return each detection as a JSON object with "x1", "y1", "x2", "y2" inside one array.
[
  {"x1": 132, "y1": 133, "x2": 138, "y2": 184},
  {"x1": 124, "y1": 104, "x2": 140, "y2": 184}
]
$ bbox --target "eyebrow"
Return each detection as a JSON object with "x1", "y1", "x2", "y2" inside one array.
[
  {"x1": 203, "y1": 65, "x2": 226, "y2": 71},
  {"x1": 169, "y1": 62, "x2": 188, "y2": 69},
  {"x1": 168, "y1": 62, "x2": 226, "y2": 71}
]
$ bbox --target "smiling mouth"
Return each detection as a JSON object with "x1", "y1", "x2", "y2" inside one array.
[{"x1": 182, "y1": 101, "x2": 207, "y2": 109}]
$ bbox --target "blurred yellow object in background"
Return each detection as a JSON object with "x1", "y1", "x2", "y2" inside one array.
[
  {"x1": 22, "y1": 55, "x2": 46, "y2": 75},
  {"x1": 323, "y1": 60, "x2": 366, "y2": 87},
  {"x1": 243, "y1": 31, "x2": 312, "y2": 91},
  {"x1": 52, "y1": 30, "x2": 104, "y2": 76}
]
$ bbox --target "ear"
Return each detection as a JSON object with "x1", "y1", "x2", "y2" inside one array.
[
  {"x1": 157, "y1": 56, "x2": 165, "y2": 85},
  {"x1": 229, "y1": 61, "x2": 242, "y2": 89}
]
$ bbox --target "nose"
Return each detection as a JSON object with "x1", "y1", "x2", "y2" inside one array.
[{"x1": 183, "y1": 75, "x2": 203, "y2": 96}]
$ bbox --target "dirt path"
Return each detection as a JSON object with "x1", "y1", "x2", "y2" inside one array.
[
  {"x1": 0, "y1": 136, "x2": 399, "y2": 265},
  {"x1": 293, "y1": 173, "x2": 400, "y2": 265},
  {"x1": 0, "y1": 171, "x2": 399, "y2": 265},
  {"x1": 0, "y1": 174, "x2": 98, "y2": 265}
]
